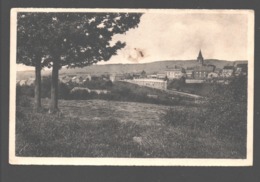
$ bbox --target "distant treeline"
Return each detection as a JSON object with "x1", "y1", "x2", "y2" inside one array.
[
  {"x1": 16, "y1": 77, "x2": 181, "y2": 106},
  {"x1": 17, "y1": 74, "x2": 247, "y2": 107}
]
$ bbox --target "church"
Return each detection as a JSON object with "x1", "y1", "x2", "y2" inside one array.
[{"x1": 192, "y1": 50, "x2": 215, "y2": 79}]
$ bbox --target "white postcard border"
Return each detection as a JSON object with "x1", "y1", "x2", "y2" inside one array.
[{"x1": 9, "y1": 8, "x2": 254, "y2": 166}]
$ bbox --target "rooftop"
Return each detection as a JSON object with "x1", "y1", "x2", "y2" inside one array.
[
  {"x1": 193, "y1": 66, "x2": 214, "y2": 72},
  {"x1": 223, "y1": 66, "x2": 234, "y2": 69},
  {"x1": 236, "y1": 64, "x2": 247, "y2": 68},
  {"x1": 133, "y1": 78, "x2": 166, "y2": 83},
  {"x1": 197, "y1": 50, "x2": 203, "y2": 59},
  {"x1": 165, "y1": 68, "x2": 183, "y2": 72}
]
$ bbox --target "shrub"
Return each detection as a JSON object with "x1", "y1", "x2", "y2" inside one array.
[
  {"x1": 16, "y1": 84, "x2": 34, "y2": 98},
  {"x1": 162, "y1": 75, "x2": 247, "y2": 141},
  {"x1": 167, "y1": 77, "x2": 186, "y2": 90},
  {"x1": 203, "y1": 75, "x2": 247, "y2": 139},
  {"x1": 82, "y1": 79, "x2": 113, "y2": 90}
]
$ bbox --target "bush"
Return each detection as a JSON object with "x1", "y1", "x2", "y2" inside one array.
[
  {"x1": 108, "y1": 82, "x2": 180, "y2": 105},
  {"x1": 16, "y1": 84, "x2": 34, "y2": 98},
  {"x1": 82, "y1": 80, "x2": 113, "y2": 90},
  {"x1": 204, "y1": 76, "x2": 247, "y2": 139},
  {"x1": 167, "y1": 77, "x2": 185, "y2": 90},
  {"x1": 16, "y1": 76, "x2": 71, "y2": 100},
  {"x1": 162, "y1": 75, "x2": 247, "y2": 141}
]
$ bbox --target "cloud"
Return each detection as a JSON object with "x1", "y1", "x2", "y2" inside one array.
[{"x1": 106, "y1": 12, "x2": 248, "y2": 64}]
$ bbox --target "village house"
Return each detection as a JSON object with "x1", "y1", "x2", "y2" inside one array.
[
  {"x1": 214, "y1": 68, "x2": 222, "y2": 75},
  {"x1": 207, "y1": 72, "x2": 219, "y2": 79},
  {"x1": 156, "y1": 71, "x2": 166, "y2": 79},
  {"x1": 60, "y1": 75, "x2": 71, "y2": 84},
  {"x1": 235, "y1": 63, "x2": 247, "y2": 76},
  {"x1": 147, "y1": 74, "x2": 157, "y2": 79},
  {"x1": 221, "y1": 66, "x2": 234, "y2": 77},
  {"x1": 185, "y1": 68, "x2": 194, "y2": 79},
  {"x1": 193, "y1": 66, "x2": 215, "y2": 79},
  {"x1": 71, "y1": 76, "x2": 84, "y2": 84},
  {"x1": 165, "y1": 67, "x2": 185, "y2": 80},
  {"x1": 185, "y1": 79, "x2": 205, "y2": 83}
]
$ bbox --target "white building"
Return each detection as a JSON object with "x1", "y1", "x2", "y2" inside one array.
[
  {"x1": 156, "y1": 71, "x2": 166, "y2": 79},
  {"x1": 207, "y1": 72, "x2": 219, "y2": 78},
  {"x1": 221, "y1": 66, "x2": 234, "y2": 77},
  {"x1": 165, "y1": 68, "x2": 185, "y2": 80},
  {"x1": 125, "y1": 78, "x2": 167, "y2": 90}
]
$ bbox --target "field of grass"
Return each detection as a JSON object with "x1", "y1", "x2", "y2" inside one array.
[{"x1": 16, "y1": 98, "x2": 246, "y2": 158}]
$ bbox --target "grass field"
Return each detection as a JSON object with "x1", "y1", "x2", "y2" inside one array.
[{"x1": 16, "y1": 98, "x2": 246, "y2": 158}]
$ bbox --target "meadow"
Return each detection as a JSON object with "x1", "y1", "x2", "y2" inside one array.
[
  {"x1": 15, "y1": 75, "x2": 247, "y2": 158},
  {"x1": 16, "y1": 98, "x2": 246, "y2": 158}
]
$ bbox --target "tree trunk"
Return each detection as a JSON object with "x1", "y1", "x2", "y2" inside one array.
[
  {"x1": 34, "y1": 60, "x2": 41, "y2": 111},
  {"x1": 49, "y1": 60, "x2": 59, "y2": 113}
]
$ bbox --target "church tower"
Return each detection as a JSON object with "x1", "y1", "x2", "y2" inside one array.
[{"x1": 197, "y1": 50, "x2": 204, "y2": 65}]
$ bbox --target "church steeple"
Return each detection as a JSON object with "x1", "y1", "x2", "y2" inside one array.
[{"x1": 197, "y1": 50, "x2": 204, "y2": 65}]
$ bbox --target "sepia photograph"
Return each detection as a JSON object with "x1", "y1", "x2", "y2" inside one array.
[{"x1": 9, "y1": 8, "x2": 254, "y2": 166}]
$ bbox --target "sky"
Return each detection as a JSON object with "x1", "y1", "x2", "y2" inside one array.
[{"x1": 17, "y1": 11, "x2": 249, "y2": 71}]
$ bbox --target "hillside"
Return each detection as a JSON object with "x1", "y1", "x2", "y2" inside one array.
[
  {"x1": 59, "y1": 59, "x2": 247, "y2": 75},
  {"x1": 16, "y1": 70, "x2": 51, "y2": 80},
  {"x1": 16, "y1": 59, "x2": 247, "y2": 79}
]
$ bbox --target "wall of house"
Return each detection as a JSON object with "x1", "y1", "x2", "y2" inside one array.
[
  {"x1": 221, "y1": 70, "x2": 234, "y2": 77},
  {"x1": 166, "y1": 71, "x2": 183, "y2": 79},
  {"x1": 194, "y1": 71, "x2": 208, "y2": 79},
  {"x1": 125, "y1": 79, "x2": 167, "y2": 90},
  {"x1": 185, "y1": 79, "x2": 205, "y2": 83}
]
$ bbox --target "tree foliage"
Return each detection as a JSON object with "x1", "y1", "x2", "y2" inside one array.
[
  {"x1": 17, "y1": 12, "x2": 142, "y2": 112},
  {"x1": 17, "y1": 13, "x2": 50, "y2": 67},
  {"x1": 17, "y1": 12, "x2": 142, "y2": 68}
]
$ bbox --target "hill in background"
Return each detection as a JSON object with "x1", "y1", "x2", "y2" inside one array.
[
  {"x1": 17, "y1": 59, "x2": 247, "y2": 79},
  {"x1": 59, "y1": 59, "x2": 247, "y2": 75}
]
